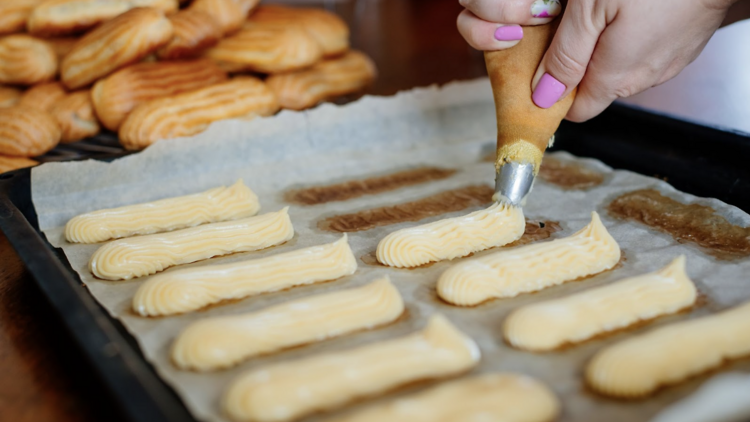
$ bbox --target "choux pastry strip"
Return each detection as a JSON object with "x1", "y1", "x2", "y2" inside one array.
[
  {"x1": 18, "y1": 81, "x2": 67, "y2": 112},
  {"x1": 156, "y1": 9, "x2": 223, "y2": 60},
  {"x1": 0, "y1": 105, "x2": 61, "y2": 157},
  {"x1": 51, "y1": 89, "x2": 100, "y2": 143},
  {"x1": 0, "y1": 86, "x2": 21, "y2": 108},
  {"x1": 0, "y1": 35, "x2": 57, "y2": 86}
]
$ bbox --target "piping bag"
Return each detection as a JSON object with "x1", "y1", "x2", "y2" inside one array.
[{"x1": 486, "y1": 19, "x2": 576, "y2": 206}]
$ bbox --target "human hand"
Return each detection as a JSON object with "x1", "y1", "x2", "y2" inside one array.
[{"x1": 458, "y1": 0, "x2": 737, "y2": 121}]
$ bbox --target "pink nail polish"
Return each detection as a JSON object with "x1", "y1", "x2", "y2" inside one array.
[
  {"x1": 532, "y1": 73, "x2": 566, "y2": 108},
  {"x1": 494, "y1": 25, "x2": 523, "y2": 41}
]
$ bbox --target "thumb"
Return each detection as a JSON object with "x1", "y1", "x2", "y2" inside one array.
[{"x1": 530, "y1": 3, "x2": 603, "y2": 109}]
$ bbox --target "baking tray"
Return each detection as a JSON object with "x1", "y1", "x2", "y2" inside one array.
[{"x1": 1, "y1": 101, "x2": 750, "y2": 422}]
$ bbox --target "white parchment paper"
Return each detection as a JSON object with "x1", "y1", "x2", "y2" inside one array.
[{"x1": 31, "y1": 79, "x2": 750, "y2": 422}]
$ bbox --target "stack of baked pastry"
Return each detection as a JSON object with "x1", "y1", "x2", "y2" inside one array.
[{"x1": 0, "y1": 0, "x2": 376, "y2": 171}]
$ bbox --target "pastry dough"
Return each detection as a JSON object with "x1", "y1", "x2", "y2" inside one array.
[
  {"x1": 586, "y1": 300, "x2": 750, "y2": 398},
  {"x1": 0, "y1": 0, "x2": 43, "y2": 35},
  {"x1": 133, "y1": 235, "x2": 357, "y2": 314},
  {"x1": 51, "y1": 90, "x2": 100, "y2": 143},
  {"x1": 504, "y1": 256, "x2": 696, "y2": 351},
  {"x1": 92, "y1": 59, "x2": 227, "y2": 131},
  {"x1": 0, "y1": 86, "x2": 21, "y2": 108},
  {"x1": 118, "y1": 77, "x2": 279, "y2": 150},
  {"x1": 0, "y1": 106, "x2": 61, "y2": 157},
  {"x1": 266, "y1": 51, "x2": 376, "y2": 111},
  {"x1": 27, "y1": 0, "x2": 178, "y2": 36},
  {"x1": 0, "y1": 35, "x2": 57, "y2": 86},
  {"x1": 0, "y1": 155, "x2": 38, "y2": 173},
  {"x1": 437, "y1": 212, "x2": 620, "y2": 306},
  {"x1": 171, "y1": 277, "x2": 404, "y2": 370},
  {"x1": 89, "y1": 207, "x2": 293, "y2": 280},
  {"x1": 189, "y1": 0, "x2": 244, "y2": 35},
  {"x1": 204, "y1": 22, "x2": 322, "y2": 74},
  {"x1": 66, "y1": 179, "x2": 259, "y2": 243},
  {"x1": 222, "y1": 314, "x2": 480, "y2": 422},
  {"x1": 156, "y1": 10, "x2": 222, "y2": 60},
  {"x1": 331, "y1": 373, "x2": 560, "y2": 422},
  {"x1": 376, "y1": 202, "x2": 525, "y2": 268},
  {"x1": 61, "y1": 8, "x2": 174, "y2": 89},
  {"x1": 18, "y1": 82, "x2": 67, "y2": 112}
]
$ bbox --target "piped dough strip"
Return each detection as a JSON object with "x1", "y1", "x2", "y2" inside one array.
[
  {"x1": 172, "y1": 276, "x2": 404, "y2": 371},
  {"x1": 90, "y1": 208, "x2": 293, "y2": 280},
  {"x1": 437, "y1": 211, "x2": 620, "y2": 306},
  {"x1": 222, "y1": 314, "x2": 480, "y2": 422},
  {"x1": 376, "y1": 202, "x2": 525, "y2": 268},
  {"x1": 65, "y1": 179, "x2": 260, "y2": 243},
  {"x1": 133, "y1": 235, "x2": 357, "y2": 315},
  {"x1": 331, "y1": 373, "x2": 560, "y2": 422},
  {"x1": 586, "y1": 300, "x2": 750, "y2": 398},
  {"x1": 504, "y1": 256, "x2": 697, "y2": 351}
]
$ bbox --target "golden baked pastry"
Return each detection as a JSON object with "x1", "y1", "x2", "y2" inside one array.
[
  {"x1": 0, "y1": 106, "x2": 60, "y2": 157},
  {"x1": 51, "y1": 90, "x2": 100, "y2": 143},
  {"x1": 18, "y1": 81, "x2": 67, "y2": 112},
  {"x1": 0, "y1": 0, "x2": 43, "y2": 35},
  {"x1": 156, "y1": 9, "x2": 222, "y2": 60},
  {"x1": 27, "y1": 0, "x2": 178, "y2": 36},
  {"x1": 0, "y1": 35, "x2": 57, "y2": 86},
  {"x1": 46, "y1": 37, "x2": 79, "y2": 58},
  {"x1": 332, "y1": 373, "x2": 560, "y2": 422},
  {"x1": 266, "y1": 50, "x2": 376, "y2": 110},
  {"x1": 119, "y1": 77, "x2": 279, "y2": 150},
  {"x1": 437, "y1": 212, "x2": 621, "y2": 306},
  {"x1": 250, "y1": 4, "x2": 349, "y2": 57},
  {"x1": 171, "y1": 277, "x2": 404, "y2": 370},
  {"x1": 61, "y1": 8, "x2": 174, "y2": 90},
  {"x1": 504, "y1": 256, "x2": 697, "y2": 352},
  {"x1": 586, "y1": 300, "x2": 750, "y2": 398},
  {"x1": 0, "y1": 155, "x2": 38, "y2": 173},
  {"x1": 189, "y1": 0, "x2": 244, "y2": 36},
  {"x1": 65, "y1": 179, "x2": 260, "y2": 243},
  {"x1": 92, "y1": 59, "x2": 227, "y2": 131},
  {"x1": 89, "y1": 207, "x2": 293, "y2": 280},
  {"x1": 222, "y1": 315, "x2": 480, "y2": 422},
  {"x1": 204, "y1": 21, "x2": 322, "y2": 73},
  {"x1": 0, "y1": 86, "x2": 21, "y2": 108},
  {"x1": 133, "y1": 235, "x2": 358, "y2": 315}
]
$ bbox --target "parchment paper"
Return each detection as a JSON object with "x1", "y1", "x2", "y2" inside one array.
[{"x1": 31, "y1": 79, "x2": 750, "y2": 422}]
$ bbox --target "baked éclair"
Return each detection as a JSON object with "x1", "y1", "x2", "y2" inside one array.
[
  {"x1": 156, "y1": 9, "x2": 222, "y2": 60},
  {"x1": 18, "y1": 81, "x2": 67, "y2": 112},
  {"x1": 51, "y1": 90, "x2": 100, "y2": 143},
  {"x1": 0, "y1": 106, "x2": 60, "y2": 157},
  {"x1": 119, "y1": 77, "x2": 279, "y2": 150},
  {"x1": 27, "y1": 0, "x2": 178, "y2": 37},
  {"x1": 0, "y1": 86, "x2": 22, "y2": 108},
  {"x1": 0, "y1": 35, "x2": 57, "y2": 86},
  {"x1": 0, "y1": 0, "x2": 43, "y2": 35},
  {"x1": 189, "y1": 0, "x2": 244, "y2": 36},
  {"x1": 0, "y1": 155, "x2": 38, "y2": 173},
  {"x1": 61, "y1": 8, "x2": 174, "y2": 90},
  {"x1": 92, "y1": 59, "x2": 227, "y2": 131},
  {"x1": 266, "y1": 51, "x2": 376, "y2": 110},
  {"x1": 204, "y1": 22, "x2": 322, "y2": 73}
]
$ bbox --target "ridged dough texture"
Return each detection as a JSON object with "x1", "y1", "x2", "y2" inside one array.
[
  {"x1": 0, "y1": 0, "x2": 43, "y2": 35},
  {"x1": 266, "y1": 51, "x2": 376, "y2": 111},
  {"x1": 189, "y1": 0, "x2": 245, "y2": 36},
  {"x1": 0, "y1": 86, "x2": 21, "y2": 108},
  {"x1": 437, "y1": 211, "x2": 620, "y2": 306},
  {"x1": 66, "y1": 179, "x2": 259, "y2": 243},
  {"x1": 250, "y1": 4, "x2": 349, "y2": 57},
  {"x1": 504, "y1": 256, "x2": 697, "y2": 351},
  {"x1": 0, "y1": 105, "x2": 61, "y2": 157},
  {"x1": 133, "y1": 235, "x2": 358, "y2": 315},
  {"x1": 61, "y1": 8, "x2": 174, "y2": 89},
  {"x1": 89, "y1": 207, "x2": 293, "y2": 280},
  {"x1": 332, "y1": 373, "x2": 560, "y2": 422},
  {"x1": 92, "y1": 58, "x2": 227, "y2": 131},
  {"x1": 156, "y1": 9, "x2": 222, "y2": 60},
  {"x1": 171, "y1": 277, "x2": 404, "y2": 371},
  {"x1": 204, "y1": 22, "x2": 322, "y2": 74},
  {"x1": 376, "y1": 202, "x2": 525, "y2": 268},
  {"x1": 0, "y1": 155, "x2": 38, "y2": 173},
  {"x1": 0, "y1": 35, "x2": 57, "y2": 86},
  {"x1": 586, "y1": 300, "x2": 750, "y2": 398},
  {"x1": 27, "y1": 0, "x2": 178, "y2": 36},
  {"x1": 51, "y1": 89, "x2": 100, "y2": 143},
  {"x1": 118, "y1": 77, "x2": 279, "y2": 150},
  {"x1": 222, "y1": 314, "x2": 480, "y2": 422},
  {"x1": 18, "y1": 82, "x2": 67, "y2": 112}
]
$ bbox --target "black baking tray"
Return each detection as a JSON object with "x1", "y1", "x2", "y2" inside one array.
[{"x1": 1, "y1": 102, "x2": 750, "y2": 422}]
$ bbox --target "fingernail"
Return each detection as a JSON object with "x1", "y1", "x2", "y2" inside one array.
[
  {"x1": 530, "y1": 0, "x2": 561, "y2": 18},
  {"x1": 532, "y1": 73, "x2": 566, "y2": 108},
  {"x1": 494, "y1": 25, "x2": 523, "y2": 41}
]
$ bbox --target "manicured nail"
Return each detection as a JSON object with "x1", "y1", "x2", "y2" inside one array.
[
  {"x1": 530, "y1": 0, "x2": 561, "y2": 18},
  {"x1": 532, "y1": 73, "x2": 566, "y2": 108},
  {"x1": 494, "y1": 25, "x2": 523, "y2": 41}
]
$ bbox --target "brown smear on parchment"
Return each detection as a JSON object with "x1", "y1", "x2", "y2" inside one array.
[
  {"x1": 285, "y1": 167, "x2": 457, "y2": 205},
  {"x1": 609, "y1": 189, "x2": 750, "y2": 258},
  {"x1": 318, "y1": 185, "x2": 494, "y2": 233},
  {"x1": 538, "y1": 157, "x2": 605, "y2": 190}
]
